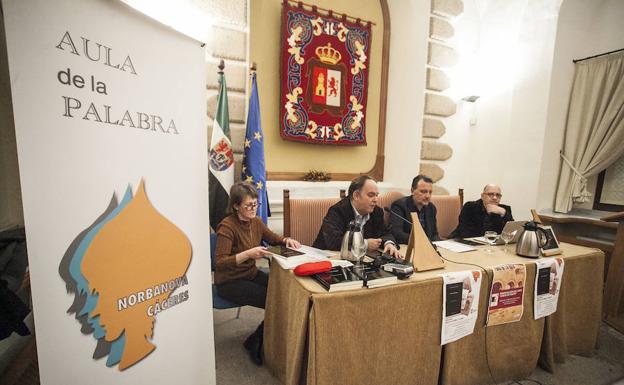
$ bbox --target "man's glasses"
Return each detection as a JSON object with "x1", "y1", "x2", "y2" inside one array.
[{"x1": 484, "y1": 192, "x2": 502, "y2": 198}]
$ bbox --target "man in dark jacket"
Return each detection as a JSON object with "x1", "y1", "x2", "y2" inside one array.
[
  {"x1": 313, "y1": 175, "x2": 401, "y2": 258},
  {"x1": 451, "y1": 184, "x2": 514, "y2": 238},
  {"x1": 390, "y1": 175, "x2": 440, "y2": 243}
]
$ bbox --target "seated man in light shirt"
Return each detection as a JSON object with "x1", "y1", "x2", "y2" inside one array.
[
  {"x1": 312, "y1": 175, "x2": 401, "y2": 258},
  {"x1": 450, "y1": 184, "x2": 514, "y2": 238},
  {"x1": 390, "y1": 175, "x2": 440, "y2": 243}
]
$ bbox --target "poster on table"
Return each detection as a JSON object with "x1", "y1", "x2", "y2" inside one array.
[
  {"x1": 2, "y1": 0, "x2": 215, "y2": 384},
  {"x1": 487, "y1": 264, "x2": 526, "y2": 326},
  {"x1": 440, "y1": 270, "x2": 482, "y2": 345},
  {"x1": 534, "y1": 258, "x2": 565, "y2": 319},
  {"x1": 280, "y1": 1, "x2": 371, "y2": 145}
]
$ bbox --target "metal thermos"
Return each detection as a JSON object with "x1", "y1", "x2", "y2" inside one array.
[
  {"x1": 340, "y1": 220, "x2": 360, "y2": 261},
  {"x1": 515, "y1": 221, "x2": 548, "y2": 258}
]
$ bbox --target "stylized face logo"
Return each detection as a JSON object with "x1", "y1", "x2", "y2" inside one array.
[{"x1": 59, "y1": 181, "x2": 192, "y2": 370}]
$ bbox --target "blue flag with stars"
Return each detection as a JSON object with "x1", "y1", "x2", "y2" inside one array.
[{"x1": 242, "y1": 72, "x2": 270, "y2": 224}]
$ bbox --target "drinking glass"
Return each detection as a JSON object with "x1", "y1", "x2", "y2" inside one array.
[
  {"x1": 350, "y1": 230, "x2": 367, "y2": 266},
  {"x1": 500, "y1": 230, "x2": 517, "y2": 253},
  {"x1": 484, "y1": 231, "x2": 498, "y2": 253}
]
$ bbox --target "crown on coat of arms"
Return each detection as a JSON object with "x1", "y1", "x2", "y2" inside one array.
[{"x1": 315, "y1": 43, "x2": 341, "y2": 65}]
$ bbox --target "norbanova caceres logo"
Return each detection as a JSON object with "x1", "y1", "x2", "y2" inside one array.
[{"x1": 58, "y1": 180, "x2": 192, "y2": 370}]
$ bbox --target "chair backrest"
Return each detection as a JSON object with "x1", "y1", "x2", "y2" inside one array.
[
  {"x1": 431, "y1": 189, "x2": 463, "y2": 239},
  {"x1": 378, "y1": 189, "x2": 464, "y2": 240},
  {"x1": 283, "y1": 189, "x2": 345, "y2": 246},
  {"x1": 377, "y1": 191, "x2": 405, "y2": 224},
  {"x1": 531, "y1": 209, "x2": 542, "y2": 224}
]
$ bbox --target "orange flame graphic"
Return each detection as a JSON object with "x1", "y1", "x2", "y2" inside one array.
[{"x1": 81, "y1": 180, "x2": 191, "y2": 370}]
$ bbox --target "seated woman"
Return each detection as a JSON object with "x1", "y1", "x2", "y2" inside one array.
[{"x1": 214, "y1": 182, "x2": 300, "y2": 365}]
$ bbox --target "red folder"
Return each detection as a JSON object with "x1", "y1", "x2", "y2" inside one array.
[{"x1": 293, "y1": 261, "x2": 332, "y2": 276}]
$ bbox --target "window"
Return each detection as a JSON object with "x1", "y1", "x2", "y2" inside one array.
[{"x1": 593, "y1": 154, "x2": 624, "y2": 212}]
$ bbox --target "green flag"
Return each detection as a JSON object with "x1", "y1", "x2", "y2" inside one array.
[{"x1": 208, "y1": 73, "x2": 234, "y2": 230}]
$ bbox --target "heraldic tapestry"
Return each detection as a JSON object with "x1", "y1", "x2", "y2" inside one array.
[{"x1": 280, "y1": 2, "x2": 372, "y2": 145}]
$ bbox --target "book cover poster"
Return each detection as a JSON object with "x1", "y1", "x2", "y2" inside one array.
[
  {"x1": 441, "y1": 270, "x2": 482, "y2": 345},
  {"x1": 534, "y1": 258, "x2": 565, "y2": 319},
  {"x1": 487, "y1": 264, "x2": 526, "y2": 326}
]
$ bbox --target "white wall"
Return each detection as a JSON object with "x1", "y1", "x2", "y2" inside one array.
[
  {"x1": 537, "y1": 0, "x2": 624, "y2": 211},
  {"x1": 383, "y1": 0, "x2": 430, "y2": 189},
  {"x1": 438, "y1": 0, "x2": 561, "y2": 220}
]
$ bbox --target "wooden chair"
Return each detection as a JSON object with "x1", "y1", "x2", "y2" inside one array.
[
  {"x1": 377, "y1": 191, "x2": 405, "y2": 225},
  {"x1": 531, "y1": 209, "x2": 542, "y2": 224},
  {"x1": 431, "y1": 189, "x2": 463, "y2": 239},
  {"x1": 283, "y1": 189, "x2": 346, "y2": 246}
]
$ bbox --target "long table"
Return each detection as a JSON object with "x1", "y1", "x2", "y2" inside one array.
[{"x1": 264, "y1": 243, "x2": 604, "y2": 385}]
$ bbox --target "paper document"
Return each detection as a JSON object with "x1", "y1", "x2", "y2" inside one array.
[
  {"x1": 534, "y1": 258, "x2": 564, "y2": 319},
  {"x1": 487, "y1": 264, "x2": 526, "y2": 326},
  {"x1": 440, "y1": 270, "x2": 482, "y2": 345},
  {"x1": 434, "y1": 240, "x2": 477, "y2": 253},
  {"x1": 331, "y1": 259, "x2": 354, "y2": 268},
  {"x1": 467, "y1": 237, "x2": 489, "y2": 245},
  {"x1": 298, "y1": 245, "x2": 336, "y2": 258},
  {"x1": 271, "y1": 244, "x2": 332, "y2": 269}
]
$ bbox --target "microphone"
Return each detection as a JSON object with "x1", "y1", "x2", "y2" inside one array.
[
  {"x1": 383, "y1": 207, "x2": 412, "y2": 226},
  {"x1": 384, "y1": 207, "x2": 437, "y2": 250}
]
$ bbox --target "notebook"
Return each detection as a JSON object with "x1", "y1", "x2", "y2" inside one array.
[
  {"x1": 352, "y1": 265, "x2": 398, "y2": 288},
  {"x1": 266, "y1": 245, "x2": 305, "y2": 258},
  {"x1": 312, "y1": 266, "x2": 363, "y2": 292}
]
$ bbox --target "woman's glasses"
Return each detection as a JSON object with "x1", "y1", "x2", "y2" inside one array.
[{"x1": 242, "y1": 201, "x2": 260, "y2": 210}]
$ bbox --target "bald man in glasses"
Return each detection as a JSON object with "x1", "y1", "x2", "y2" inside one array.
[{"x1": 451, "y1": 184, "x2": 514, "y2": 238}]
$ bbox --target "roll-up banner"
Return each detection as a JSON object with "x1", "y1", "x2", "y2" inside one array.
[{"x1": 2, "y1": 0, "x2": 215, "y2": 383}]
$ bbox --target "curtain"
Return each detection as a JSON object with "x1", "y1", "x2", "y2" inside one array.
[{"x1": 554, "y1": 52, "x2": 624, "y2": 213}]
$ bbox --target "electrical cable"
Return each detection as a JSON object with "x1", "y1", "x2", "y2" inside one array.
[
  {"x1": 437, "y1": 250, "x2": 547, "y2": 385},
  {"x1": 436, "y1": 251, "x2": 498, "y2": 385}
]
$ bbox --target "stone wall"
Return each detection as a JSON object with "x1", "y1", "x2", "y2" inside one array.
[
  {"x1": 204, "y1": 0, "x2": 249, "y2": 181},
  {"x1": 420, "y1": 0, "x2": 463, "y2": 195}
]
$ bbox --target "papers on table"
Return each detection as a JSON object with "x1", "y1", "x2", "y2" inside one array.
[
  {"x1": 298, "y1": 245, "x2": 336, "y2": 258},
  {"x1": 434, "y1": 240, "x2": 477, "y2": 253},
  {"x1": 270, "y1": 245, "x2": 335, "y2": 269},
  {"x1": 330, "y1": 259, "x2": 354, "y2": 268},
  {"x1": 467, "y1": 237, "x2": 490, "y2": 245}
]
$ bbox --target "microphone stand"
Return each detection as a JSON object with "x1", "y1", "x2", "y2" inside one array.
[
  {"x1": 383, "y1": 206, "x2": 438, "y2": 252},
  {"x1": 383, "y1": 206, "x2": 412, "y2": 226}
]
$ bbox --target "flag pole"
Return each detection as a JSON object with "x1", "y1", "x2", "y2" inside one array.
[
  {"x1": 209, "y1": 58, "x2": 232, "y2": 231},
  {"x1": 250, "y1": 61, "x2": 257, "y2": 73}
]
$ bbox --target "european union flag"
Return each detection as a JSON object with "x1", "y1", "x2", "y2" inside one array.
[{"x1": 242, "y1": 72, "x2": 270, "y2": 224}]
